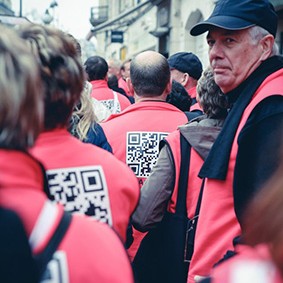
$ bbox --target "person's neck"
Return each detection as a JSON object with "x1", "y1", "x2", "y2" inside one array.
[{"x1": 134, "y1": 94, "x2": 166, "y2": 103}]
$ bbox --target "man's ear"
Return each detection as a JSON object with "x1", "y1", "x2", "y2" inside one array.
[
  {"x1": 182, "y1": 73, "x2": 189, "y2": 87},
  {"x1": 165, "y1": 79, "x2": 173, "y2": 95},
  {"x1": 260, "y1": 34, "x2": 275, "y2": 61},
  {"x1": 126, "y1": 77, "x2": 135, "y2": 96}
]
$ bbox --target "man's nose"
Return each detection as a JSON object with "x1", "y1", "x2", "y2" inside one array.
[{"x1": 209, "y1": 41, "x2": 223, "y2": 61}]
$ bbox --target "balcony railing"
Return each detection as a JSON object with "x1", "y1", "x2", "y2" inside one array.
[{"x1": 90, "y1": 5, "x2": 108, "y2": 27}]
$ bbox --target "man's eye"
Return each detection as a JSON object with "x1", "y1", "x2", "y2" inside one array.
[
  {"x1": 225, "y1": 38, "x2": 234, "y2": 43},
  {"x1": 207, "y1": 40, "x2": 214, "y2": 46}
]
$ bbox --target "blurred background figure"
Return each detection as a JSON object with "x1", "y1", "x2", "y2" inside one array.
[
  {"x1": 84, "y1": 55, "x2": 131, "y2": 116},
  {"x1": 108, "y1": 73, "x2": 134, "y2": 104},
  {"x1": 119, "y1": 58, "x2": 132, "y2": 97},
  {"x1": 107, "y1": 57, "x2": 122, "y2": 79}
]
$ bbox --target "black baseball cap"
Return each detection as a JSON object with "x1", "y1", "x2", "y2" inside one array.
[
  {"x1": 190, "y1": 0, "x2": 278, "y2": 37},
  {"x1": 168, "y1": 52, "x2": 203, "y2": 80}
]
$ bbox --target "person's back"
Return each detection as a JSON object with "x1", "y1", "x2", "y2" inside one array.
[
  {"x1": 20, "y1": 24, "x2": 139, "y2": 243},
  {"x1": 84, "y1": 55, "x2": 131, "y2": 115},
  {"x1": 188, "y1": 0, "x2": 283, "y2": 281},
  {"x1": 101, "y1": 50, "x2": 188, "y2": 187},
  {"x1": 0, "y1": 24, "x2": 134, "y2": 283}
]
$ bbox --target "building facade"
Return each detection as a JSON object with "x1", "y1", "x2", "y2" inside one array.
[{"x1": 0, "y1": 0, "x2": 13, "y2": 15}]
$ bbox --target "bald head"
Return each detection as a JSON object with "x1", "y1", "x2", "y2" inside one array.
[{"x1": 130, "y1": 51, "x2": 170, "y2": 97}]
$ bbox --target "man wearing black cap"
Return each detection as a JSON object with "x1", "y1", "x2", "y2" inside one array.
[
  {"x1": 187, "y1": 0, "x2": 283, "y2": 282},
  {"x1": 168, "y1": 52, "x2": 203, "y2": 107}
]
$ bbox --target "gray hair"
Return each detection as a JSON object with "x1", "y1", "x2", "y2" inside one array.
[
  {"x1": 197, "y1": 67, "x2": 228, "y2": 118},
  {"x1": 249, "y1": 26, "x2": 279, "y2": 56}
]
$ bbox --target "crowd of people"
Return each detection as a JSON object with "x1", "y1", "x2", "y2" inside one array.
[{"x1": 1, "y1": 0, "x2": 283, "y2": 282}]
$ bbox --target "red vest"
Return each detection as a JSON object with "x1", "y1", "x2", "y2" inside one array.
[
  {"x1": 188, "y1": 69, "x2": 283, "y2": 283},
  {"x1": 0, "y1": 150, "x2": 134, "y2": 283},
  {"x1": 118, "y1": 77, "x2": 132, "y2": 97},
  {"x1": 30, "y1": 129, "x2": 140, "y2": 243},
  {"x1": 90, "y1": 80, "x2": 131, "y2": 112},
  {"x1": 102, "y1": 101, "x2": 188, "y2": 187},
  {"x1": 165, "y1": 130, "x2": 204, "y2": 219},
  {"x1": 102, "y1": 101, "x2": 188, "y2": 259}
]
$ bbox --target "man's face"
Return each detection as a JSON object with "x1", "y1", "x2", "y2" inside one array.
[
  {"x1": 207, "y1": 27, "x2": 265, "y2": 93},
  {"x1": 121, "y1": 61, "x2": 131, "y2": 80}
]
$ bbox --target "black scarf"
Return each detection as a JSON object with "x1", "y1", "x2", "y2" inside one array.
[{"x1": 199, "y1": 56, "x2": 283, "y2": 180}]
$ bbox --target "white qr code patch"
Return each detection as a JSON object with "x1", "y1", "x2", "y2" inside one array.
[
  {"x1": 101, "y1": 99, "x2": 121, "y2": 113},
  {"x1": 126, "y1": 131, "x2": 168, "y2": 178},
  {"x1": 46, "y1": 166, "x2": 112, "y2": 226}
]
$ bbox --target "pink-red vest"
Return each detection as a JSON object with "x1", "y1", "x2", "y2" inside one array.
[
  {"x1": 188, "y1": 69, "x2": 283, "y2": 283},
  {"x1": 102, "y1": 101, "x2": 188, "y2": 259},
  {"x1": 30, "y1": 129, "x2": 140, "y2": 243},
  {"x1": 118, "y1": 77, "x2": 132, "y2": 97},
  {"x1": 101, "y1": 101, "x2": 188, "y2": 188},
  {"x1": 90, "y1": 80, "x2": 131, "y2": 111},
  {"x1": 0, "y1": 150, "x2": 134, "y2": 283},
  {"x1": 165, "y1": 130, "x2": 204, "y2": 219}
]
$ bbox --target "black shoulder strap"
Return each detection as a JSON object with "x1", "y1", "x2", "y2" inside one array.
[
  {"x1": 34, "y1": 211, "x2": 72, "y2": 279},
  {"x1": 184, "y1": 178, "x2": 205, "y2": 261},
  {"x1": 175, "y1": 134, "x2": 191, "y2": 215}
]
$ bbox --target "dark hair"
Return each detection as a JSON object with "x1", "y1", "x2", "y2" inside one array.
[
  {"x1": 197, "y1": 67, "x2": 229, "y2": 118},
  {"x1": 18, "y1": 24, "x2": 84, "y2": 130},
  {"x1": 120, "y1": 58, "x2": 131, "y2": 71},
  {"x1": 166, "y1": 80, "x2": 192, "y2": 111},
  {"x1": 84, "y1": 55, "x2": 108, "y2": 81},
  {"x1": 107, "y1": 74, "x2": 119, "y2": 89},
  {"x1": 130, "y1": 51, "x2": 170, "y2": 97}
]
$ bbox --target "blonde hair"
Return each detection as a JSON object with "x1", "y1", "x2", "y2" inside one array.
[{"x1": 70, "y1": 81, "x2": 97, "y2": 141}]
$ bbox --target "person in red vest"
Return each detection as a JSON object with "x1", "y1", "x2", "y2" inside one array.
[
  {"x1": 118, "y1": 58, "x2": 132, "y2": 97},
  {"x1": 0, "y1": 24, "x2": 134, "y2": 283},
  {"x1": 204, "y1": 154, "x2": 283, "y2": 283},
  {"x1": 20, "y1": 24, "x2": 139, "y2": 245},
  {"x1": 84, "y1": 55, "x2": 131, "y2": 117},
  {"x1": 101, "y1": 50, "x2": 189, "y2": 260},
  {"x1": 132, "y1": 67, "x2": 228, "y2": 282},
  {"x1": 168, "y1": 51, "x2": 203, "y2": 113},
  {"x1": 186, "y1": 0, "x2": 283, "y2": 282}
]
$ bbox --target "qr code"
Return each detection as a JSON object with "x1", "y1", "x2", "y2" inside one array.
[
  {"x1": 100, "y1": 99, "x2": 121, "y2": 113},
  {"x1": 126, "y1": 131, "x2": 168, "y2": 178},
  {"x1": 46, "y1": 166, "x2": 112, "y2": 225}
]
